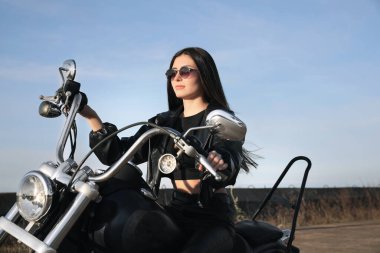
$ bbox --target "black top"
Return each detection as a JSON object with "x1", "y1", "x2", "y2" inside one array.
[
  {"x1": 169, "y1": 110, "x2": 206, "y2": 180},
  {"x1": 181, "y1": 110, "x2": 205, "y2": 132}
]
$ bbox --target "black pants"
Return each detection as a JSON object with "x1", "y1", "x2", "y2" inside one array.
[{"x1": 165, "y1": 190, "x2": 235, "y2": 253}]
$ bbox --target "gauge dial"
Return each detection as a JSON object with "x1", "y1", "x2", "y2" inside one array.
[{"x1": 158, "y1": 154, "x2": 177, "y2": 174}]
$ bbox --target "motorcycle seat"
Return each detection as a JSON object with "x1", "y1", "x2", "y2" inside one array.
[
  {"x1": 235, "y1": 220, "x2": 283, "y2": 248},
  {"x1": 232, "y1": 233, "x2": 254, "y2": 253}
]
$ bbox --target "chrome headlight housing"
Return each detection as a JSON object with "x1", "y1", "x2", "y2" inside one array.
[{"x1": 16, "y1": 171, "x2": 55, "y2": 222}]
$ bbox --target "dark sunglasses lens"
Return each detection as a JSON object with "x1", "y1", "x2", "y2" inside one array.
[
  {"x1": 165, "y1": 69, "x2": 177, "y2": 79},
  {"x1": 179, "y1": 67, "x2": 192, "y2": 78}
]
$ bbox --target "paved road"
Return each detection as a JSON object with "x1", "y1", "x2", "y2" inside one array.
[{"x1": 294, "y1": 220, "x2": 380, "y2": 253}]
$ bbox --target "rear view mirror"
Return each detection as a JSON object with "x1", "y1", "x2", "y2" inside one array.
[
  {"x1": 206, "y1": 109, "x2": 246, "y2": 141},
  {"x1": 59, "y1": 59, "x2": 76, "y2": 84}
]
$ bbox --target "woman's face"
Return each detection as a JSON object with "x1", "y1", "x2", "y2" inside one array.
[{"x1": 170, "y1": 54, "x2": 204, "y2": 101}]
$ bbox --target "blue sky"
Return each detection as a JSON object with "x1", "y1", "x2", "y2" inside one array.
[{"x1": 0, "y1": 0, "x2": 379, "y2": 192}]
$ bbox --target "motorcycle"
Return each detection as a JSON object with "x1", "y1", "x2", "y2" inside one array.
[{"x1": 0, "y1": 60, "x2": 311, "y2": 253}]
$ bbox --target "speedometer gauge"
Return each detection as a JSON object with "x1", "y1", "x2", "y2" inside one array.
[{"x1": 158, "y1": 154, "x2": 177, "y2": 174}]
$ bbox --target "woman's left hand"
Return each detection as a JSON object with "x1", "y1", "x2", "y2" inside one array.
[{"x1": 198, "y1": 150, "x2": 228, "y2": 172}]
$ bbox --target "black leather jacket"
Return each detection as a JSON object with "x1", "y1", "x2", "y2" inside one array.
[{"x1": 89, "y1": 104, "x2": 244, "y2": 196}]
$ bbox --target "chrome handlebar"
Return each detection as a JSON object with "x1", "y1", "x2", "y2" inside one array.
[{"x1": 88, "y1": 127, "x2": 223, "y2": 182}]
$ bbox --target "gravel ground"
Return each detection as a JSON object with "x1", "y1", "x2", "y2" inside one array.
[{"x1": 294, "y1": 220, "x2": 380, "y2": 253}]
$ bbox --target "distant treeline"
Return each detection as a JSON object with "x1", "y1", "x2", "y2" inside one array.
[{"x1": 2, "y1": 187, "x2": 380, "y2": 226}]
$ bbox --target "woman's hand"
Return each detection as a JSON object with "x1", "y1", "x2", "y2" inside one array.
[{"x1": 198, "y1": 150, "x2": 228, "y2": 172}]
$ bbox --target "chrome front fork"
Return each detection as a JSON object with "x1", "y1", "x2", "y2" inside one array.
[
  {"x1": 0, "y1": 181, "x2": 99, "y2": 253},
  {"x1": 0, "y1": 204, "x2": 20, "y2": 243}
]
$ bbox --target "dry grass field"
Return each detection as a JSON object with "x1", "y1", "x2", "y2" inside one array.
[{"x1": 232, "y1": 187, "x2": 380, "y2": 226}]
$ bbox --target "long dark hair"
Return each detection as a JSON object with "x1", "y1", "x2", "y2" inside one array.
[
  {"x1": 166, "y1": 47, "x2": 257, "y2": 171},
  {"x1": 167, "y1": 47, "x2": 229, "y2": 111}
]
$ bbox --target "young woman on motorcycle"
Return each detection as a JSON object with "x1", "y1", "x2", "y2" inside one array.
[{"x1": 79, "y1": 47, "x2": 255, "y2": 253}]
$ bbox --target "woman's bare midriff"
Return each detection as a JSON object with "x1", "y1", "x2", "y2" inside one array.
[
  {"x1": 175, "y1": 179, "x2": 201, "y2": 194},
  {"x1": 175, "y1": 179, "x2": 227, "y2": 194}
]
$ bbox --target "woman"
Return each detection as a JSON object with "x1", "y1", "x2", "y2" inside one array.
[{"x1": 79, "y1": 47, "x2": 255, "y2": 253}]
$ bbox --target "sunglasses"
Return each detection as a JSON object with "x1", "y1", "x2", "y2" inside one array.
[{"x1": 165, "y1": 66, "x2": 198, "y2": 80}]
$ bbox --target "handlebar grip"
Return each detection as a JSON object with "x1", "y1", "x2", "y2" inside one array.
[
  {"x1": 198, "y1": 156, "x2": 226, "y2": 182},
  {"x1": 178, "y1": 136, "x2": 227, "y2": 181}
]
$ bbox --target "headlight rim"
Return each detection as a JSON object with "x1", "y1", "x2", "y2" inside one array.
[{"x1": 16, "y1": 170, "x2": 55, "y2": 222}]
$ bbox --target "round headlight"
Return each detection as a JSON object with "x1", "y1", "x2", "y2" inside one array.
[{"x1": 16, "y1": 171, "x2": 55, "y2": 222}]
